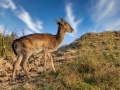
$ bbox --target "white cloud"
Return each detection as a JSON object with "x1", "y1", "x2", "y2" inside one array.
[
  {"x1": 0, "y1": 0, "x2": 16, "y2": 10},
  {"x1": 105, "y1": 19, "x2": 120, "y2": 30},
  {"x1": 0, "y1": 12, "x2": 4, "y2": 17},
  {"x1": 0, "y1": 0, "x2": 43, "y2": 34},
  {"x1": 23, "y1": 28, "x2": 33, "y2": 35},
  {"x1": 0, "y1": 25, "x2": 5, "y2": 33},
  {"x1": 0, "y1": 25, "x2": 11, "y2": 35},
  {"x1": 91, "y1": 0, "x2": 120, "y2": 31},
  {"x1": 92, "y1": 0, "x2": 114, "y2": 22},
  {"x1": 16, "y1": 8, "x2": 43, "y2": 33},
  {"x1": 65, "y1": 3, "x2": 82, "y2": 37}
]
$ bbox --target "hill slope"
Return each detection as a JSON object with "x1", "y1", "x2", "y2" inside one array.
[{"x1": 0, "y1": 31, "x2": 120, "y2": 90}]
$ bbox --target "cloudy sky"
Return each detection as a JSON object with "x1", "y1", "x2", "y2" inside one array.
[{"x1": 0, "y1": 0, "x2": 120, "y2": 45}]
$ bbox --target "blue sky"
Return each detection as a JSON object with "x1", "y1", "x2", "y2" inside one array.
[{"x1": 0, "y1": 0, "x2": 120, "y2": 45}]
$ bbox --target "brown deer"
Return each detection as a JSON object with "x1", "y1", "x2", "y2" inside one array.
[{"x1": 12, "y1": 18, "x2": 74, "y2": 81}]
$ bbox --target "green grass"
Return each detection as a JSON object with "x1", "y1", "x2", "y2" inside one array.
[
  {"x1": 1, "y1": 31, "x2": 120, "y2": 90},
  {"x1": 35, "y1": 55, "x2": 119, "y2": 90},
  {"x1": 34, "y1": 31, "x2": 120, "y2": 90},
  {"x1": 0, "y1": 32, "x2": 17, "y2": 57}
]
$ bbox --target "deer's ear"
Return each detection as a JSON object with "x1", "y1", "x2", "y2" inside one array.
[
  {"x1": 55, "y1": 20, "x2": 62, "y2": 25},
  {"x1": 60, "y1": 18, "x2": 64, "y2": 25},
  {"x1": 55, "y1": 20, "x2": 59, "y2": 24}
]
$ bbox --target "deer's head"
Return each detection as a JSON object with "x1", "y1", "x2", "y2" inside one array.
[{"x1": 55, "y1": 18, "x2": 74, "y2": 33}]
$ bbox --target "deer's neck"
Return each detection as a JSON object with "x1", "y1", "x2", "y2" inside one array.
[{"x1": 56, "y1": 26, "x2": 66, "y2": 45}]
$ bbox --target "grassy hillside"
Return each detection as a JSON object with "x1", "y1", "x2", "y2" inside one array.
[
  {"x1": 0, "y1": 32, "x2": 17, "y2": 57},
  {"x1": 0, "y1": 31, "x2": 120, "y2": 90},
  {"x1": 36, "y1": 31, "x2": 120, "y2": 90}
]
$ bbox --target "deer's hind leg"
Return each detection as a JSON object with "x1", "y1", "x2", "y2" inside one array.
[
  {"x1": 21, "y1": 53, "x2": 31, "y2": 79},
  {"x1": 12, "y1": 53, "x2": 23, "y2": 81},
  {"x1": 43, "y1": 50, "x2": 48, "y2": 72}
]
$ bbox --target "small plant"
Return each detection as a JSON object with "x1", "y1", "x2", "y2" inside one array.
[
  {"x1": 12, "y1": 86, "x2": 27, "y2": 90},
  {"x1": 113, "y1": 46, "x2": 118, "y2": 50}
]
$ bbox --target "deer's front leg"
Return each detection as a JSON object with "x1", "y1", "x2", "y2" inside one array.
[
  {"x1": 43, "y1": 50, "x2": 48, "y2": 72},
  {"x1": 48, "y1": 53, "x2": 56, "y2": 72}
]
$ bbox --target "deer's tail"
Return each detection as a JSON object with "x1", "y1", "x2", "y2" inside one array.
[{"x1": 12, "y1": 41, "x2": 17, "y2": 55}]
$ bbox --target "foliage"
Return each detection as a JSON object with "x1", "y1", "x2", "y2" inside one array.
[
  {"x1": 2, "y1": 31, "x2": 120, "y2": 90},
  {"x1": 0, "y1": 31, "x2": 17, "y2": 57},
  {"x1": 34, "y1": 31, "x2": 120, "y2": 90}
]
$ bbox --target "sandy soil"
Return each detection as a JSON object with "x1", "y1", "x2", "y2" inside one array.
[{"x1": 0, "y1": 49, "x2": 78, "y2": 90}]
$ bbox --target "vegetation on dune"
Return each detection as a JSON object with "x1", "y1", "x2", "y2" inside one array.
[
  {"x1": 35, "y1": 31, "x2": 120, "y2": 90},
  {"x1": 38, "y1": 57, "x2": 119, "y2": 90},
  {"x1": 0, "y1": 31, "x2": 17, "y2": 57},
  {"x1": 0, "y1": 31, "x2": 120, "y2": 90}
]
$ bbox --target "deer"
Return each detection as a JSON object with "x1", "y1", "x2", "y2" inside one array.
[{"x1": 12, "y1": 18, "x2": 74, "y2": 81}]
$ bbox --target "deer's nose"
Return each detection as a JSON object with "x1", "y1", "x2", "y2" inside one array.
[{"x1": 71, "y1": 28, "x2": 74, "y2": 32}]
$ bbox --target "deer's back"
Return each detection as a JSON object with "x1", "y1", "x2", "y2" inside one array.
[{"x1": 12, "y1": 34, "x2": 59, "y2": 54}]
